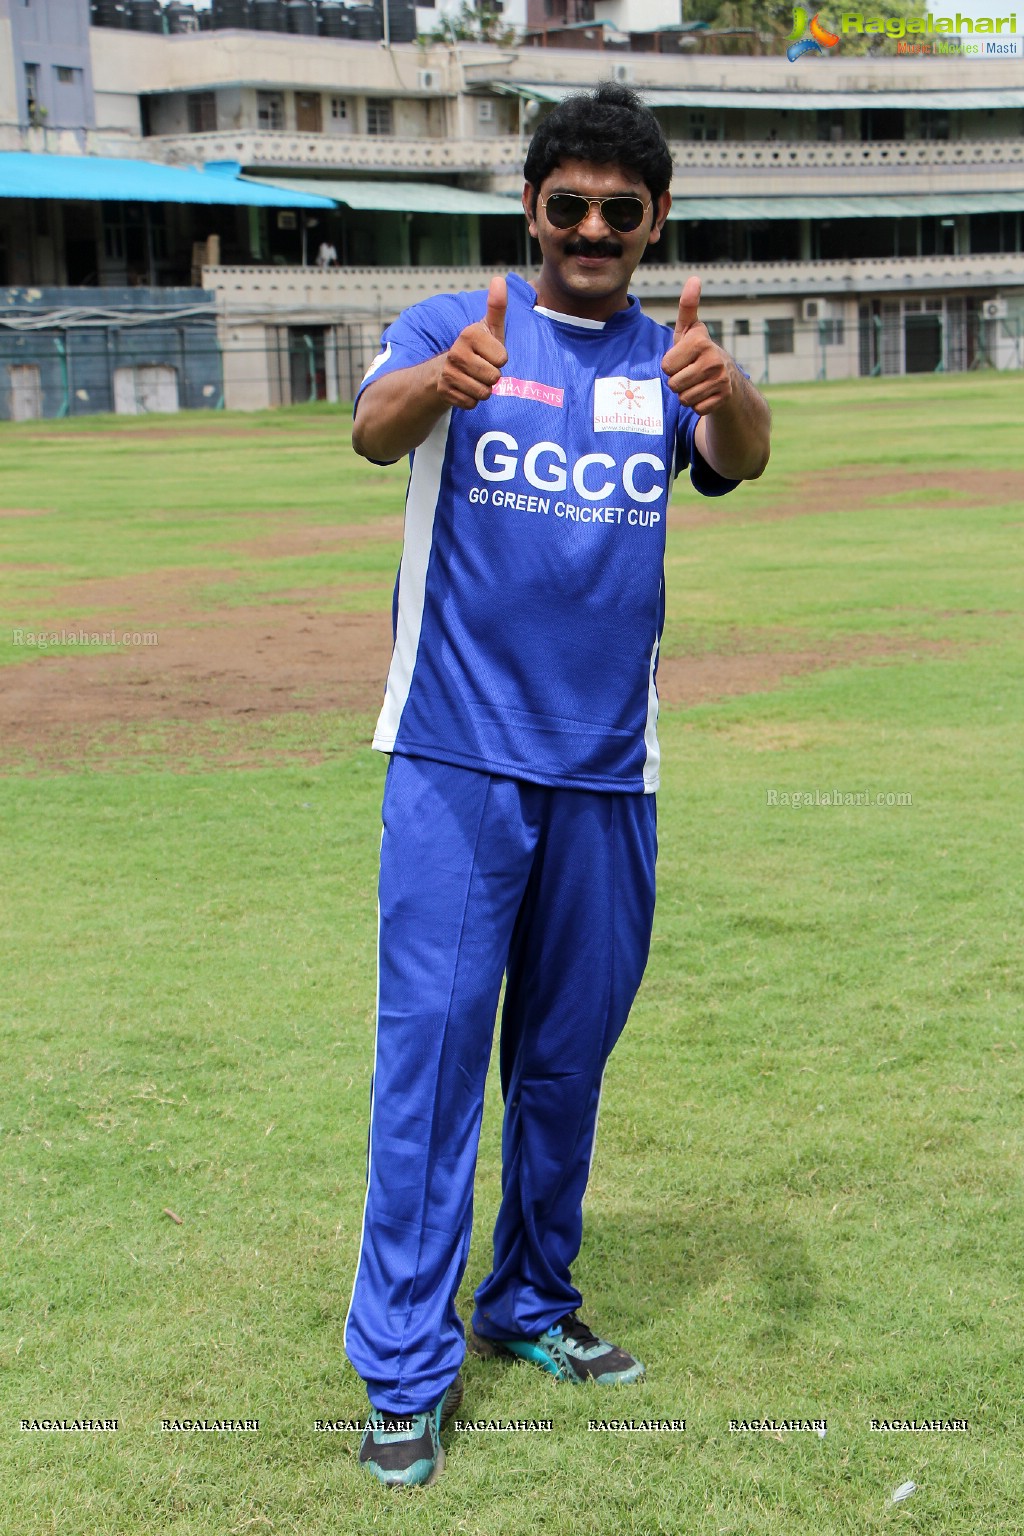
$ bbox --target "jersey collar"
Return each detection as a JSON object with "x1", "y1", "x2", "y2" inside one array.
[{"x1": 507, "y1": 271, "x2": 640, "y2": 333}]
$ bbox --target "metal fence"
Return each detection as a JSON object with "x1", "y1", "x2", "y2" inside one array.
[{"x1": 1, "y1": 310, "x2": 1021, "y2": 420}]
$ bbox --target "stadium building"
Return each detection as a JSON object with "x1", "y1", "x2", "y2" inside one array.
[{"x1": 0, "y1": 0, "x2": 1022, "y2": 413}]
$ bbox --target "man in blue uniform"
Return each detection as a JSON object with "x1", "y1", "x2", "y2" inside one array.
[{"x1": 345, "y1": 82, "x2": 771, "y2": 1486}]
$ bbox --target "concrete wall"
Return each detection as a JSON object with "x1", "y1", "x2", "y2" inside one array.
[
  {"x1": 5, "y1": 0, "x2": 94, "y2": 130},
  {"x1": 93, "y1": 88, "x2": 140, "y2": 135},
  {"x1": 89, "y1": 28, "x2": 1024, "y2": 104},
  {"x1": 460, "y1": 44, "x2": 1023, "y2": 94},
  {"x1": 90, "y1": 30, "x2": 458, "y2": 97},
  {"x1": 0, "y1": 14, "x2": 17, "y2": 126}
]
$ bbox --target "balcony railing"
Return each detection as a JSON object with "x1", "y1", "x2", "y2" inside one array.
[
  {"x1": 146, "y1": 130, "x2": 527, "y2": 174},
  {"x1": 201, "y1": 251, "x2": 1024, "y2": 316},
  {"x1": 145, "y1": 130, "x2": 1024, "y2": 180},
  {"x1": 679, "y1": 137, "x2": 1024, "y2": 170},
  {"x1": 2, "y1": 120, "x2": 1019, "y2": 189}
]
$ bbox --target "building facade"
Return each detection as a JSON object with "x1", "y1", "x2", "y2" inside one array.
[{"x1": 0, "y1": 0, "x2": 1022, "y2": 412}]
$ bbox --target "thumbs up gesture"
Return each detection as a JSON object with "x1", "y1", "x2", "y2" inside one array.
[
  {"x1": 661, "y1": 275, "x2": 732, "y2": 416},
  {"x1": 437, "y1": 274, "x2": 509, "y2": 410}
]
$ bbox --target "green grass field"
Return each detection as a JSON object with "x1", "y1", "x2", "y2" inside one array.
[{"x1": 2, "y1": 374, "x2": 1022, "y2": 1534}]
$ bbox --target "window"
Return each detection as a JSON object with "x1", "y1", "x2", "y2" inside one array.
[
  {"x1": 766, "y1": 318, "x2": 795, "y2": 355},
  {"x1": 187, "y1": 92, "x2": 217, "y2": 133},
  {"x1": 149, "y1": 203, "x2": 168, "y2": 261},
  {"x1": 55, "y1": 65, "x2": 79, "y2": 85},
  {"x1": 861, "y1": 107, "x2": 904, "y2": 142},
  {"x1": 257, "y1": 91, "x2": 285, "y2": 130},
  {"x1": 734, "y1": 318, "x2": 750, "y2": 337},
  {"x1": 704, "y1": 319, "x2": 723, "y2": 344},
  {"x1": 103, "y1": 213, "x2": 124, "y2": 262},
  {"x1": 820, "y1": 319, "x2": 844, "y2": 346},
  {"x1": 330, "y1": 96, "x2": 348, "y2": 120},
  {"x1": 816, "y1": 109, "x2": 844, "y2": 143},
  {"x1": 478, "y1": 100, "x2": 495, "y2": 124},
  {"x1": 366, "y1": 100, "x2": 393, "y2": 136},
  {"x1": 24, "y1": 62, "x2": 39, "y2": 112},
  {"x1": 920, "y1": 109, "x2": 949, "y2": 142},
  {"x1": 688, "y1": 110, "x2": 720, "y2": 143}
]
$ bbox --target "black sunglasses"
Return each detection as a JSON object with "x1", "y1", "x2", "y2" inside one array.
[{"x1": 539, "y1": 192, "x2": 652, "y2": 234}]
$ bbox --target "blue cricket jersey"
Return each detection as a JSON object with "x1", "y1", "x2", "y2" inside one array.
[{"x1": 355, "y1": 272, "x2": 738, "y2": 794}]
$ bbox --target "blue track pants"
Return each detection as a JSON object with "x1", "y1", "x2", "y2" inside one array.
[{"x1": 344, "y1": 753, "x2": 657, "y2": 1415}]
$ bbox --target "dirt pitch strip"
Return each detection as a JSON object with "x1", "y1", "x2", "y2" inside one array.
[{"x1": 2, "y1": 460, "x2": 1016, "y2": 774}]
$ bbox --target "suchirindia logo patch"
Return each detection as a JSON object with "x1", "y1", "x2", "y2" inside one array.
[
  {"x1": 787, "y1": 8, "x2": 840, "y2": 58},
  {"x1": 593, "y1": 377, "x2": 664, "y2": 436}
]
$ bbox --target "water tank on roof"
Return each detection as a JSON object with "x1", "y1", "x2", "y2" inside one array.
[
  {"x1": 128, "y1": 0, "x2": 163, "y2": 30},
  {"x1": 212, "y1": 0, "x2": 251, "y2": 28},
  {"x1": 92, "y1": 0, "x2": 128, "y2": 28},
  {"x1": 350, "y1": 3, "x2": 381, "y2": 39},
  {"x1": 166, "y1": 0, "x2": 199, "y2": 29},
  {"x1": 386, "y1": 0, "x2": 414, "y2": 43},
  {"x1": 253, "y1": 0, "x2": 284, "y2": 28},
  {"x1": 286, "y1": 0, "x2": 317, "y2": 32},
  {"x1": 318, "y1": 0, "x2": 344, "y2": 35}
]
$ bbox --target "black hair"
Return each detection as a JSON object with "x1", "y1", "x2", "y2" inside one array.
[{"x1": 523, "y1": 81, "x2": 673, "y2": 205}]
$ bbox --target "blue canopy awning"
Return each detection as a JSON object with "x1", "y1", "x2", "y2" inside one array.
[{"x1": 0, "y1": 153, "x2": 336, "y2": 208}]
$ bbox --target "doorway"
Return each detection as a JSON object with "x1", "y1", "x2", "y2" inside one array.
[
  {"x1": 295, "y1": 92, "x2": 322, "y2": 133},
  {"x1": 904, "y1": 313, "x2": 942, "y2": 373}
]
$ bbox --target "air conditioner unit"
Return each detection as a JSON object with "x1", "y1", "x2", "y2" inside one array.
[
  {"x1": 982, "y1": 298, "x2": 1008, "y2": 320},
  {"x1": 610, "y1": 63, "x2": 632, "y2": 83},
  {"x1": 417, "y1": 69, "x2": 441, "y2": 92},
  {"x1": 802, "y1": 299, "x2": 823, "y2": 322}
]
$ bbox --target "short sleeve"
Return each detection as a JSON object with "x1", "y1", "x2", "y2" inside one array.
[{"x1": 354, "y1": 293, "x2": 471, "y2": 415}]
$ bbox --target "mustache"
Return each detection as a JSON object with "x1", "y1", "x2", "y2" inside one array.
[{"x1": 564, "y1": 237, "x2": 623, "y2": 259}]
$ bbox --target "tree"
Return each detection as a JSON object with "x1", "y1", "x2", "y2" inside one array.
[
  {"x1": 423, "y1": 2, "x2": 518, "y2": 47},
  {"x1": 683, "y1": 0, "x2": 928, "y2": 55}
]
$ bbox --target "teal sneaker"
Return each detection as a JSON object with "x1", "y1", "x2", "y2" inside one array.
[
  {"x1": 473, "y1": 1312, "x2": 645, "y2": 1386},
  {"x1": 358, "y1": 1373, "x2": 464, "y2": 1488}
]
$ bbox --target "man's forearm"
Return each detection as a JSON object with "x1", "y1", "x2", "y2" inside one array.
[
  {"x1": 696, "y1": 363, "x2": 772, "y2": 481},
  {"x1": 353, "y1": 280, "x2": 509, "y2": 464},
  {"x1": 351, "y1": 357, "x2": 452, "y2": 464}
]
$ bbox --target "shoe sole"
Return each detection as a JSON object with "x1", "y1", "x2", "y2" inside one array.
[
  {"x1": 422, "y1": 1444, "x2": 446, "y2": 1487},
  {"x1": 441, "y1": 1372, "x2": 464, "y2": 1423}
]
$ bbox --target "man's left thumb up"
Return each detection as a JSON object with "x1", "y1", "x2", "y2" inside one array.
[{"x1": 673, "y1": 275, "x2": 702, "y2": 343}]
